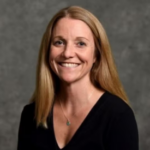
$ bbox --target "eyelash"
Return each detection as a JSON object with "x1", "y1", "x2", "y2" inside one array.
[
  {"x1": 53, "y1": 40, "x2": 86, "y2": 47},
  {"x1": 77, "y1": 42, "x2": 86, "y2": 47},
  {"x1": 54, "y1": 40, "x2": 64, "y2": 46}
]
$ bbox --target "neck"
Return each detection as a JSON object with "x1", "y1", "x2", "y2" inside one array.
[{"x1": 55, "y1": 77, "x2": 103, "y2": 114}]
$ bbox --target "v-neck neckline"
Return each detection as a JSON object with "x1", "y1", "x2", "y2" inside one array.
[{"x1": 51, "y1": 91, "x2": 107, "y2": 150}]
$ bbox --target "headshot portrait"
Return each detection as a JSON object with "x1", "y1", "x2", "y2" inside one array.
[
  {"x1": 17, "y1": 5, "x2": 138, "y2": 150},
  {"x1": 0, "y1": 1, "x2": 149, "y2": 150}
]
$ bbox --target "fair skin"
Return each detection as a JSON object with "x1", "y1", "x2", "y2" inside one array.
[{"x1": 49, "y1": 17, "x2": 104, "y2": 149}]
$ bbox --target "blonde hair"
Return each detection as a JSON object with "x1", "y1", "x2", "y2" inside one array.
[{"x1": 30, "y1": 6, "x2": 130, "y2": 128}]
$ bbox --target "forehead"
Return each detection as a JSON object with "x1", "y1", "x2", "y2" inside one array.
[{"x1": 52, "y1": 17, "x2": 94, "y2": 39}]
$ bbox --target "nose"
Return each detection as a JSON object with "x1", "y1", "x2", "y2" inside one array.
[{"x1": 61, "y1": 43, "x2": 75, "y2": 58}]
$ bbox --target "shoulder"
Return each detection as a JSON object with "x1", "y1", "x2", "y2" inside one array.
[
  {"x1": 102, "y1": 92, "x2": 139, "y2": 149},
  {"x1": 104, "y1": 92, "x2": 131, "y2": 112},
  {"x1": 20, "y1": 102, "x2": 36, "y2": 124},
  {"x1": 18, "y1": 102, "x2": 37, "y2": 148},
  {"x1": 102, "y1": 91, "x2": 133, "y2": 114},
  {"x1": 22, "y1": 102, "x2": 35, "y2": 115},
  {"x1": 102, "y1": 91, "x2": 138, "y2": 133}
]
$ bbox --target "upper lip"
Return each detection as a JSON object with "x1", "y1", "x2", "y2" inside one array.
[{"x1": 58, "y1": 62, "x2": 80, "y2": 64}]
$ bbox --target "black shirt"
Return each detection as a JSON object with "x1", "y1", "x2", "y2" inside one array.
[{"x1": 17, "y1": 91, "x2": 139, "y2": 150}]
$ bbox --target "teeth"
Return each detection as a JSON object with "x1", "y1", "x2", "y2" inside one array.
[{"x1": 60, "y1": 63, "x2": 79, "y2": 67}]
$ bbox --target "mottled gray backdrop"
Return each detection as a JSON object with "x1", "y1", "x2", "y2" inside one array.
[{"x1": 0, "y1": 0, "x2": 149, "y2": 149}]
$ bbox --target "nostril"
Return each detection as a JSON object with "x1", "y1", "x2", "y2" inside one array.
[{"x1": 61, "y1": 51, "x2": 74, "y2": 58}]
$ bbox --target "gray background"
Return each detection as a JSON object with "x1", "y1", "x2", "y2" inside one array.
[{"x1": 0, "y1": 0, "x2": 149, "y2": 149}]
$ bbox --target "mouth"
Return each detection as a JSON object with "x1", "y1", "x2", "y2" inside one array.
[{"x1": 58, "y1": 62, "x2": 80, "y2": 68}]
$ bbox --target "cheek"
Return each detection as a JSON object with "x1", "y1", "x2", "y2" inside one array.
[
  {"x1": 49, "y1": 57, "x2": 58, "y2": 75},
  {"x1": 49, "y1": 48, "x2": 60, "y2": 73},
  {"x1": 49, "y1": 48, "x2": 58, "y2": 65},
  {"x1": 49, "y1": 45, "x2": 62, "y2": 59},
  {"x1": 49, "y1": 47, "x2": 54, "y2": 60},
  {"x1": 81, "y1": 50, "x2": 95, "y2": 64}
]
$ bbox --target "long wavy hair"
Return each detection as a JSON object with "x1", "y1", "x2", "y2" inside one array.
[{"x1": 30, "y1": 6, "x2": 130, "y2": 128}]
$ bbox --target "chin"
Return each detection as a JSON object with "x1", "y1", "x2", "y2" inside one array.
[
  {"x1": 58, "y1": 75, "x2": 81, "y2": 85},
  {"x1": 60, "y1": 78, "x2": 78, "y2": 84}
]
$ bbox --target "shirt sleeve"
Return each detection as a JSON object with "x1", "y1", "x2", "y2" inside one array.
[{"x1": 106, "y1": 107, "x2": 139, "y2": 150}]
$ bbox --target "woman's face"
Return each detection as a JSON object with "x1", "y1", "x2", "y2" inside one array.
[{"x1": 49, "y1": 17, "x2": 95, "y2": 84}]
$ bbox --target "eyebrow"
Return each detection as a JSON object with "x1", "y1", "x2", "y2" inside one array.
[{"x1": 52, "y1": 36, "x2": 89, "y2": 41}]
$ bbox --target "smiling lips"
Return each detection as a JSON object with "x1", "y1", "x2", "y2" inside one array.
[{"x1": 59, "y1": 62, "x2": 80, "y2": 68}]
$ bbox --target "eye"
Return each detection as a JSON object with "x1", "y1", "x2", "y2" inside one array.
[
  {"x1": 54, "y1": 40, "x2": 64, "y2": 46},
  {"x1": 77, "y1": 41, "x2": 86, "y2": 47}
]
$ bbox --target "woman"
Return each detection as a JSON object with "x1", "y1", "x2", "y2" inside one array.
[{"x1": 17, "y1": 6, "x2": 139, "y2": 150}]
